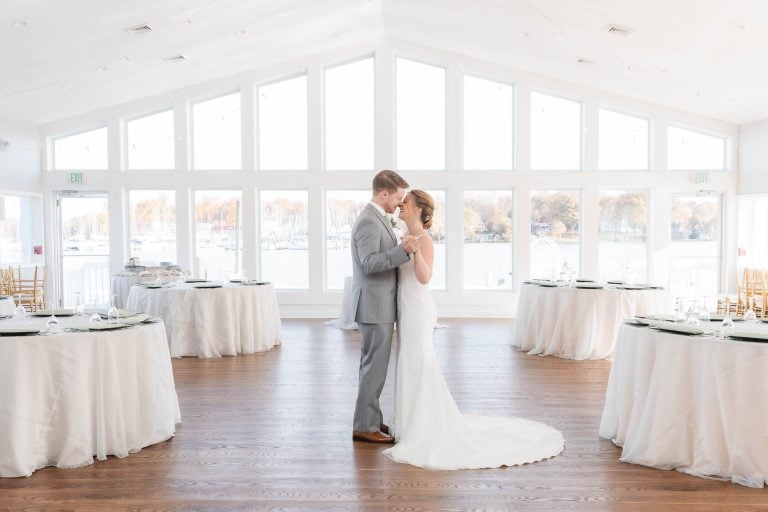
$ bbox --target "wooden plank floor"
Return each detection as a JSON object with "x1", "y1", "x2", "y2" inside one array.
[{"x1": 2, "y1": 319, "x2": 768, "y2": 511}]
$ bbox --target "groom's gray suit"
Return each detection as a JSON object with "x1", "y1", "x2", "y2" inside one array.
[{"x1": 351, "y1": 203, "x2": 410, "y2": 432}]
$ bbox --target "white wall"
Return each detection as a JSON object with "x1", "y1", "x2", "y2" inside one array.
[
  {"x1": 37, "y1": 37, "x2": 740, "y2": 317},
  {"x1": 0, "y1": 119, "x2": 41, "y2": 194},
  {"x1": 738, "y1": 120, "x2": 768, "y2": 194}
]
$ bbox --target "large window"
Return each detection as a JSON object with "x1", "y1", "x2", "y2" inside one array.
[
  {"x1": 326, "y1": 191, "x2": 369, "y2": 290},
  {"x1": 127, "y1": 110, "x2": 174, "y2": 170},
  {"x1": 463, "y1": 191, "x2": 514, "y2": 289},
  {"x1": 128, "y1": 190, "x2": 176, "y2": 264},
  {"x1": 598, "y1": 109, "x2": 649, "y2": 170},
  {"x1": 463, "y1": 75, "x2": 514, "y2": 170},
  {"x1": 530, "y1": 92, "x2": 582, "y2": 170},
  {"x1": 598, "y1": 190, "x2": 648, "y2": 282},
  {"x1": 53, "y1": 127, "x2": 108, "y2": 170},
  {"x1": 192, "y1": 92, "x2": 241, "y2": 170},
  {"x1": 668, "y1": 126, "x2": 725, "y2": 170},
  {"x1": 194, "y1": 190, "x2": 243, "y2": 280},
  {"x1": 259, "y1": 76, "x2": 308, "y2": 170},
  {"x1": 670, "y1": 195, "x2": 721, "y2": 300},
  {"x1": 396, "y1": 58, "x2": 446, "y2": 170},
  {"x1": 0, "y1": 196, "x2": 22, "y2": 264},
  {"x1": 260, "y1": 191, "x2": 308, "y2": 288},
  {"x1": 530, "y1": 190, "x2": 580, "y2": 279},
  {"x1": 325, "y1": 58, "x2": 374, "y2": 170}
]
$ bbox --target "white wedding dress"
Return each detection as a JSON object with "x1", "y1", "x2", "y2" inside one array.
[{"x1": 383, "y1": 256, "x2": 565, "y2": 469}]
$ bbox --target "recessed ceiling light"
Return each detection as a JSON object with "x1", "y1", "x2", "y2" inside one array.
[
  {"x1": 520, "y1": 32, "x2": 531, "y2": 38},
  {"x1": 575, "y1": 57, "x2": 597, "y2": 65},
  {"x1": 125, "y1": 23, "x2": 153, "y2": 35},
  {"x1": 11, "y1": 20, "x2": 28, "y2": 28},
  {"x1": 163, "y1": 54, "x2": 188, "y2": 63},
  {"x1": 731, "y1": 22, "x2": 748, "y2": 30},
  {"x1": 605, "y1": 24, "x2": 633, "y2": 36},
  {"x1": 96, "y1": 66, "x2": 109, "y2": 72},
  {"x1": 234, "y1": 29, "x2": 246, "y2": 36}
]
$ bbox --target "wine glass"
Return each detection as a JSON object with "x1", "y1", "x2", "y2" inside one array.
[
  {"x1": 720, "y1": 312, "x2": 734, "y2": 339},
  {"x1": 13, "y1": 294, "x2": 27, "y2": 319},
  {"x1": 107, "y1": 294, "x2": 120, "y2": 323},
  {"x1": 89, "y1": 300, "x2": 102, "y2": 324},
  {"x1": 73, "y1": 291, "x2": 85, "y2": 316},
  {"x1": 744, "y1": 304, "x2": 757, "y2": 323},
  {"x1": 697, "y1": 298, "x2": 711, "y2": 323},
  {"x1": 241, "y1": 269, "x2": 248, "y2": 285},
  {"x1": 46, "y1": 308, "x2": 60, "y2": 332}
]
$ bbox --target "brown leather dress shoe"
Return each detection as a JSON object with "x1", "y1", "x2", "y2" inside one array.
[
  {"x1": 380, "y1": 424, "x2": 390, "y2": 435},
  {"x1": 352, "y1": 430, "x2": 395, "y2": 444}
]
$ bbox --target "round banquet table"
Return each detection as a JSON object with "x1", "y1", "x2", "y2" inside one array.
[
  {"x1": 0, "y1": 316, "x2": 180, "y2": 477},
  {"x1": 599, "y1": 322, "x2": 768, "y2": 488},
  {"x1": 513, "y1": 283, "x2": 668, "y2": 360},
  {"x1": 0, "y1": 296, "x2": 15, "y2": 316},
  {"x1": 111, "y1": 274, "x2": 142, "y2": 308},
  {"x1": 126, "y1": 282, "x2": 282, "y2": 358}
]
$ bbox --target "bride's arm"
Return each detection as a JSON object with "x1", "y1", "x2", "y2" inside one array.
[{"x1": 413, "y1": 235, "x2": 434, "y2": 285}]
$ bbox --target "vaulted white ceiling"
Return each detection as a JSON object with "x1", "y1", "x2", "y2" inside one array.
[{"x1": 2, "y1": 0, "x2": 767, "y2": 128}]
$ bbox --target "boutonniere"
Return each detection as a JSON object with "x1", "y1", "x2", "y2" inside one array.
[{"x1": 389, "y1": 216, "x2": 399, "y2": 230}]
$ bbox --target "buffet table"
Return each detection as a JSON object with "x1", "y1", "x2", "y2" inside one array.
[
  {"x1": 599, "y1": 322, "x2": 768, "y2": 487},
  {"x1": 0, "y1": 317, "x2": 180, "y2": 477},
  {"x1": 514, "y1": 283, "x2": 668, "y2": 360},
  {"x1": 126, "y1": 282, "x2": 281, "y2": 358}
]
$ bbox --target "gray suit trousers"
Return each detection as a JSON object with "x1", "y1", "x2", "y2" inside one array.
[{"x1": 353, "y1": 322, "x2": 394, "y2": 432}]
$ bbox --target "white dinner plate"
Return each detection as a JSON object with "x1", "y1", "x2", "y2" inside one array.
[
  {"x1": 0, "y1": 326, "x2": 42, "y2": 336},
  {"x1": 88, "y1": 323, "x2": 129, "y2": 331},
  {"x1": 636, "y1": 313, "x2": 678, "y2": 322},
  {"x1": 650, "y1": 322, "x2": 706, "y2": 335},
  {"x1": 31, "y1": 309, "x2": 74, "y2": 317},
  {"x1": 194, "y1": 283, "x2": 223, "y2": 288},
  {"x1": 185, "y1": 278, "x2": 208, "y2": 283},
  {"x1": 242, "y1": 281, "x2": 270, "y2": 286},
  {"x1": 575, "y1": 283, "x2": 603, "y2": 289},
  {"x1": 708, "y1": 314, "x2": 745, "y2": 322},
  {"x1": 726, "y1": 329, "x2": 768, "y2": 342},
  {"x1": 624, "y1": 318, "x2": 650, "y2": 326},
  {"x1": 97, "y1": 309, "x2": 137, "y2": 319},
  {"x1": 615, "y1": 285, "x2": 646, "y2": 290},
  {"x1": 117, "y1": 314, "x2": 151, "y2": 325}
]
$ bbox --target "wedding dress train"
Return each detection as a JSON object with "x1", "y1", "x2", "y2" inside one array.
[{"x1": 383, "y1": 257, "x2": 564, "y2": 469}]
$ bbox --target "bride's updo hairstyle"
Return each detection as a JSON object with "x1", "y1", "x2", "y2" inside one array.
[{"x1": 409, "y1": 189, "x2": 435, "y2": 229}]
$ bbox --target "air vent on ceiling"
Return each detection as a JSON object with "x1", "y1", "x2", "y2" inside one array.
[
  {"x1": 605, "y1": 24, "x2": 632, "y2": 36},
  {"x1": 576, "y1": 57, "x2": 597, "y2": 65},
  {"x1": 125, "y1": 23, "x2": 153, "y2": 35},
  {"x1": 163, "y1": 54, "x2": 188, "y2": 63}
]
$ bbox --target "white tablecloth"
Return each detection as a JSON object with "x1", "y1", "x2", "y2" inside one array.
[
  {"x1": 111, "y1": 275, "x2": 141, "y2": 308},
  {"x1": 513, "y1": 284, "x2": 668, "y2": 360},
  {"x1": 599, "y1": 323, "x2": 768, "y2": 488},
  {"x1": 0, "y1": 318, "x2": 180, "y2": 477},
  {"x1": 126, "y1": 283, "x2": 282, "y2": 357},
  {"x1": 0, "y1": 296, "x2": 15, "y2": 316}
]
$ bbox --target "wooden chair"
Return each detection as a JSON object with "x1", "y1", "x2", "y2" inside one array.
[
  {"x1": 14, "y1": 265, "x2": 46, "y2": 311},
  {"x1": 717, "y1": 267, "x2": 745, "y2": 315}
]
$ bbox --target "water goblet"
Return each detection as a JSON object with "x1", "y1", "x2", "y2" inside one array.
[
  {"x1": 719, "y1": 313, "x2": 734, "y2": 339},
  {"x1": 744, "y1": 305, "x2": 757, "y2": 323},
  {"x1": 13, "y1": 294, "x2": 27, "y2": 319},
  {"x1": 107, "y1": 294, "x2": 120, "y2": 323},
  {"x1": 73, "y1": 291, "x2": 85, "y2": 316},
  {"x1": 89, "y1": 303, "x2": 102, "y2": 324},
  {"x1": 697, "y1": 306, "x2": 711, "y2": 324},
  {"x1": 46, "y1": 309, "x2": 60, "y2": 332}
]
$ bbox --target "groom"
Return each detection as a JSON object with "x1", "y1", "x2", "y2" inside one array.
[{"x1": 351, "y1": 170, "x2": 420, "y2": 443}]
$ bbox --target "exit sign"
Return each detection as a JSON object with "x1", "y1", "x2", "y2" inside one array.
[
  {"x1": 69, "y1": 172, "x2": 85, "y2": 184},
  {"x1": 691, "y1": 172, "x2": 708, "y2": 184}
]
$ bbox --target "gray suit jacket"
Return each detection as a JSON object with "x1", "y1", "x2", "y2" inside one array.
[{"x1": 350, "y1": 204, "x2": 410, "y2": 324}]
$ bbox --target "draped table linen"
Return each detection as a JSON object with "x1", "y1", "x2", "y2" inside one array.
[
  {"x1": 0, "y1": 296, "x2": 15, "y2": 316},
  {"x1": 0, "y1": 319, "x2": 180, "y2": 477},
  {"x1": 126, "y1": 283, "x2": 281, "y2": 357},
  {"x1": 599, "y1": 322, "x2": 768, "y2": 488},
  {"x1": 514, "y1": 284, "x2": 668, "y2": 360},
  {"x1": 111, "y1": 274, "x2": 141, "y2": 308}
]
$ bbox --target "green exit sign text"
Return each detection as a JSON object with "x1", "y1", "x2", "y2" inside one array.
[{"x1": 69, "y1": 172, "x2": 85, "y2": 184}]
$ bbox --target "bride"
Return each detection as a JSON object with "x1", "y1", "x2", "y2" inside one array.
[{"x1": 383, "y1": 189, "x2": 565, "y2": 470}]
